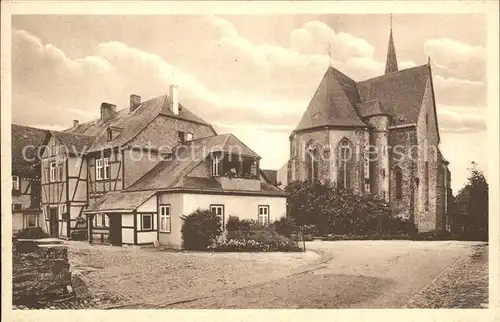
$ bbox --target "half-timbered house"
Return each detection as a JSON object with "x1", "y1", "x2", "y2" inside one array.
[
  {"x1": 11, "y1": 125, "x2": 48, "y2": 233},
  {"x1": 37, "y1": 85, "x2": 286, "y2": 246}
]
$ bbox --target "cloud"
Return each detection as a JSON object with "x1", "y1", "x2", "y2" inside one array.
[
  {"x1": 425, "y1": 38, "x2": 485, "y2": 80},
  {"x1": 437, "y1": 105, "x2": 486, "y2": 133},
  {"x1": 433, "y1": 74, "x2": 486, "y2": 107}
]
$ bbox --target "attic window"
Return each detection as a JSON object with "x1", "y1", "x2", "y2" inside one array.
[
  {"x1": 107, "y1": 129, "x2": 113, "y2": 141},
  {"x1": 177, "y1": 131, "x2": 185, "y2": 143},
  {"x1": 186, "y1": 132, "x2": 193, "y2": 142}
]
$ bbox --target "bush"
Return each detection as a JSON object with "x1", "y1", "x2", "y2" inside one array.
[
  {"x1": 286, "y1": 181, "x2": 417, "y2": 236},
  {"x1": 213, "y1": 229, "x2": 302, "y2": 252},
  {"x1": 273, "y1": 216, "x2": 296, "y2": 237},
  {"x1": 15, "y1": 227, "x2": 49, "y2": 239},
  {"x1": 181, "y1": 209, "x2": 223, "y2": 250}
]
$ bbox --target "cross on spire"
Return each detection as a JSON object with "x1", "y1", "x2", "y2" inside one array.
[{"x1": 327, "y1": 44, "x2": 332, "y2": 67}]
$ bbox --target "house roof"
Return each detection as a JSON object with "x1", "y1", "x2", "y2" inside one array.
[
  {"x1": 294, "y1": 66, "x2": 367, "y2": 132},
  {"x1": 84, "y1": 190, "x2": 156, "y2": 213},
  {"x1": 261, "y1": 169, "x2": 278, "y2": 186},
  {"x1": 126, "y1": 133, "x2": 261, "y2": 192},
  {"x1": 356, "y1": 64, "x2": 431, "y2": 126},
  {"x1": 11, "y1": 124, "x2": 49, "y2": 176},
  {"x1": 50, "y1": 131, "x2": 96, "y2": 155},
  {"x1": 66, "y1": 94, "x2": 215, "y2": 152},
  {"x1": 123, "y1": 133, "x2": 283, "y2": 196}
]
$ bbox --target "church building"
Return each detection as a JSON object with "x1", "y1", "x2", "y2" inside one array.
[{"x1": 287, "y1": 25, "x2": 451, "y2": 232}]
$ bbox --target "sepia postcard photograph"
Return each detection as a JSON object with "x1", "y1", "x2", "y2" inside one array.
[{"x1": 1, "y1": 1, "x2": 499, "y2": 321}]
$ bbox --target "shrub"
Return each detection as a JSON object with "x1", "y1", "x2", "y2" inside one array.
[
  {"x1": 286, "y1": 181, "x2": 417, "y2": 236},
  {"x1": 181, "y1": 209, "x2": 223, "y2": 250},
  {"x1": 15, "y1": 227, "x2": 49, "y2": 239},
  {"x1": 213, "y1": 229, "x2": 302, "y2": 252},
  {"x1": 273, "y1": 216, "x2": 296, "y2": 237}
]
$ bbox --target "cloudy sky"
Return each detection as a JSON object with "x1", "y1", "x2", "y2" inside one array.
[{"x1": 11, "y1": 14, "x2": 487, "y2": 193}]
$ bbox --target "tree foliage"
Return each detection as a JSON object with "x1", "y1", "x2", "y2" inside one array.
[
  {"x1": 181, "y1": 209, "x2": 223, "y2": 250},
  {"x1": 286, "y1": 180, "x2": 415, "y2": 235},
  {"x1": 454, "y1": 165, "x2": 488, "y2": 239}
]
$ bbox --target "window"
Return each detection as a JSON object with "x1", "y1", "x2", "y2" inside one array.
[
  {"x1": 425, "y1": 114, "x2": 429, "y2": 132},
  {"x1": 12, "y1": 176, "x2": 19, "y2": 191},
  {"x1": 96, "y1": 159, "x2": 103, "y2": 180},
  {"x1": 159, "y1": 205, "x2": 171, "y2": 233},
  {"x1": 50, "y1": 162, "x2": 57, "y2": 182},
  {"x1": 107, "y1": 130, "x2": 113, "y2": 141},
  {"x1": 104, "y1": 158, "x2": 110, "y2": 180},
  {"x1": 25, "y1": 214, "x2": 37, "y2": 228},
  {"x1": 185, "y1": 132, "x2": 194, "y2": 142},
  {"x1": 96, "y1": 158, "x2": 109, "y2": 180},
  {"x1": 338, "y1": 139, "x2": 352, "y2": 189},
  {"x1": 306, "y1": 142, "x2": 318, "y2": 183},
  {"x1": 13, "y1": 204, "x2": 22, "y2": 210},
  {"x1": 425, "y1": 161, "x2": 430, "y2": 211},
  {"x1": 177, "y1": 131, "x2": 185, "y2": 143},
  {"x1": 250, "y1": 161, "x2": 257, "y2": 176},
  {"x1": 142, "y1": 214, "x2": 153, "y2": 231},
  {"x1": 395, "y1": 167, "x2": 402, "y2": 199},
  {"x1": 94, "y1": 214, "x2": 109, "y2": 227},
  {"x1": 258, "y1": 205, "x2": 270, "y2": 226},
  {"x1": 210, "y1": 205, "x2": 225, "y2": 229},
  {"x1": 212, "y1": 155, "x2": 221, "y2": 176}
]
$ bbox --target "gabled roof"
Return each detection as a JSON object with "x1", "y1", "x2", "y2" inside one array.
[
  {"x1": 66, "y1": 94, "x2": 215, "y2": 152},
  {"x1": 12, "y1": 124, "x2": 49, "y2": 176},
  {"x1": 49, "y1": 131, "x2": 95, "y2": 155},
  {"x1": 126, "y1": 133, "x2": 261, "y2": 192},
  {"x1": 261, "y1": 169, "x2": 278, "y2": 186},
  {"x1": 84, "y1": 190, "x2": 156, "y2": 213},
  {"x1": 356, "y1": 64, "x2": 431, "y2": 126},
  {"x1": 294, "y1": 66, "x2": 367, "y2": 132}
]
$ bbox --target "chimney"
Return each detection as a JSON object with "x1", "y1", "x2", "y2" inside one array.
[
  {"x1": 73, "y1": 120, "x2": 79, "y2": 128},
  {"x1": 100, "y1": 102, "x2": 117, "y2": 122},
  {"x1": 169, "y1": 84, "x2": 179, "y2": 115},
  {"x1": 130, "y1": 94, "x2": 141, "y2": 112}
]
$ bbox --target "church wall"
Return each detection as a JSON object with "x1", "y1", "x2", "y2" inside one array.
[
  {"x1": 415, "y1": 77, "x2": 442, "y2": 232},
  {"x1": 328, "y1": 128, "x2": 367, "y2": 194},
  {"x1": 366, "y1": 115, "x2": 390, "y2": 200},
  {"x1": 290, "y1": 129, "x2": 330, "y2": 182},
  {"x1": 388, "y1": 128, "x2": 417, "y2": 221}
]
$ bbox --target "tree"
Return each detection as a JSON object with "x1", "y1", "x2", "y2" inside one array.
[{"x1": 454, "y1": 162, "x2": 488, "y2": 240}]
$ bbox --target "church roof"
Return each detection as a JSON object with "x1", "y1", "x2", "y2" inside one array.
[
  {"x1": 294, "y1": 66, "x2": 367, "y2": 132},
  {"x1": 357, "y1": 64, "x2": 431, "y2": 126}
]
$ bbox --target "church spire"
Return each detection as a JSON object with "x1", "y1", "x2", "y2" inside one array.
[{"x1": 385, "y1": 14, "x2": 398, "y2": 74}]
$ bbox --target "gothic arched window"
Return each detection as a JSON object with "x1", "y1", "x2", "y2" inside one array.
[
  {"x1": 338, "y1": 139, "x2": 352, "y2": 189},
  {"x1": 395, "y1": 166, "x2": 402, "y2": 199},
  {"x1": 306, "y1": 141, "x2": 318, "y2": 183}
]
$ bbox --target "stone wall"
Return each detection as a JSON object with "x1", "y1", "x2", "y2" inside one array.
[{"x1": 13, "y1": 239, "x2": 72, "y2": 305}]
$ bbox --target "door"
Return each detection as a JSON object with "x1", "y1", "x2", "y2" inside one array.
[
  {"x1": 49, "y1": 207, "x2": 59, "y2": 237},
  {"x1": 109, "y1": 215, "x2": 122, "y2": 246}
]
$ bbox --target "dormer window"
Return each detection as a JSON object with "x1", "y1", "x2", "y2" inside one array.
[
  {"x1": 107, "y1": 129, "x2": 113, "y2": 141},
  {"x1": 178, "y1": 131, "x2": 194, "y2": 143},
  {"x1": 212, "y1": 155, "x2": 221, "y2": 176},
  {"x1": 177, "y1": 131, "x2": 185, "y2": 143}
]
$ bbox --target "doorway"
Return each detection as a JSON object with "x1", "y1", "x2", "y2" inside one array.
[
  {"x1": 49, "y1": 207, "x2": 59, "y2": 237},
  {"x1": 109, "y1": 215, "x2": 122, "y2": 246}
]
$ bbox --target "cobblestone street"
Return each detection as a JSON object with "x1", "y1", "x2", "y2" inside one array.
[{"x1": 406, "y1": 244, "x2": 488, "y2": 308}]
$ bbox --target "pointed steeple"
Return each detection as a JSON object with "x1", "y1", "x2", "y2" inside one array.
[{"x1": 385, "y1": 14, "x2": 398, "y2": 74}]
